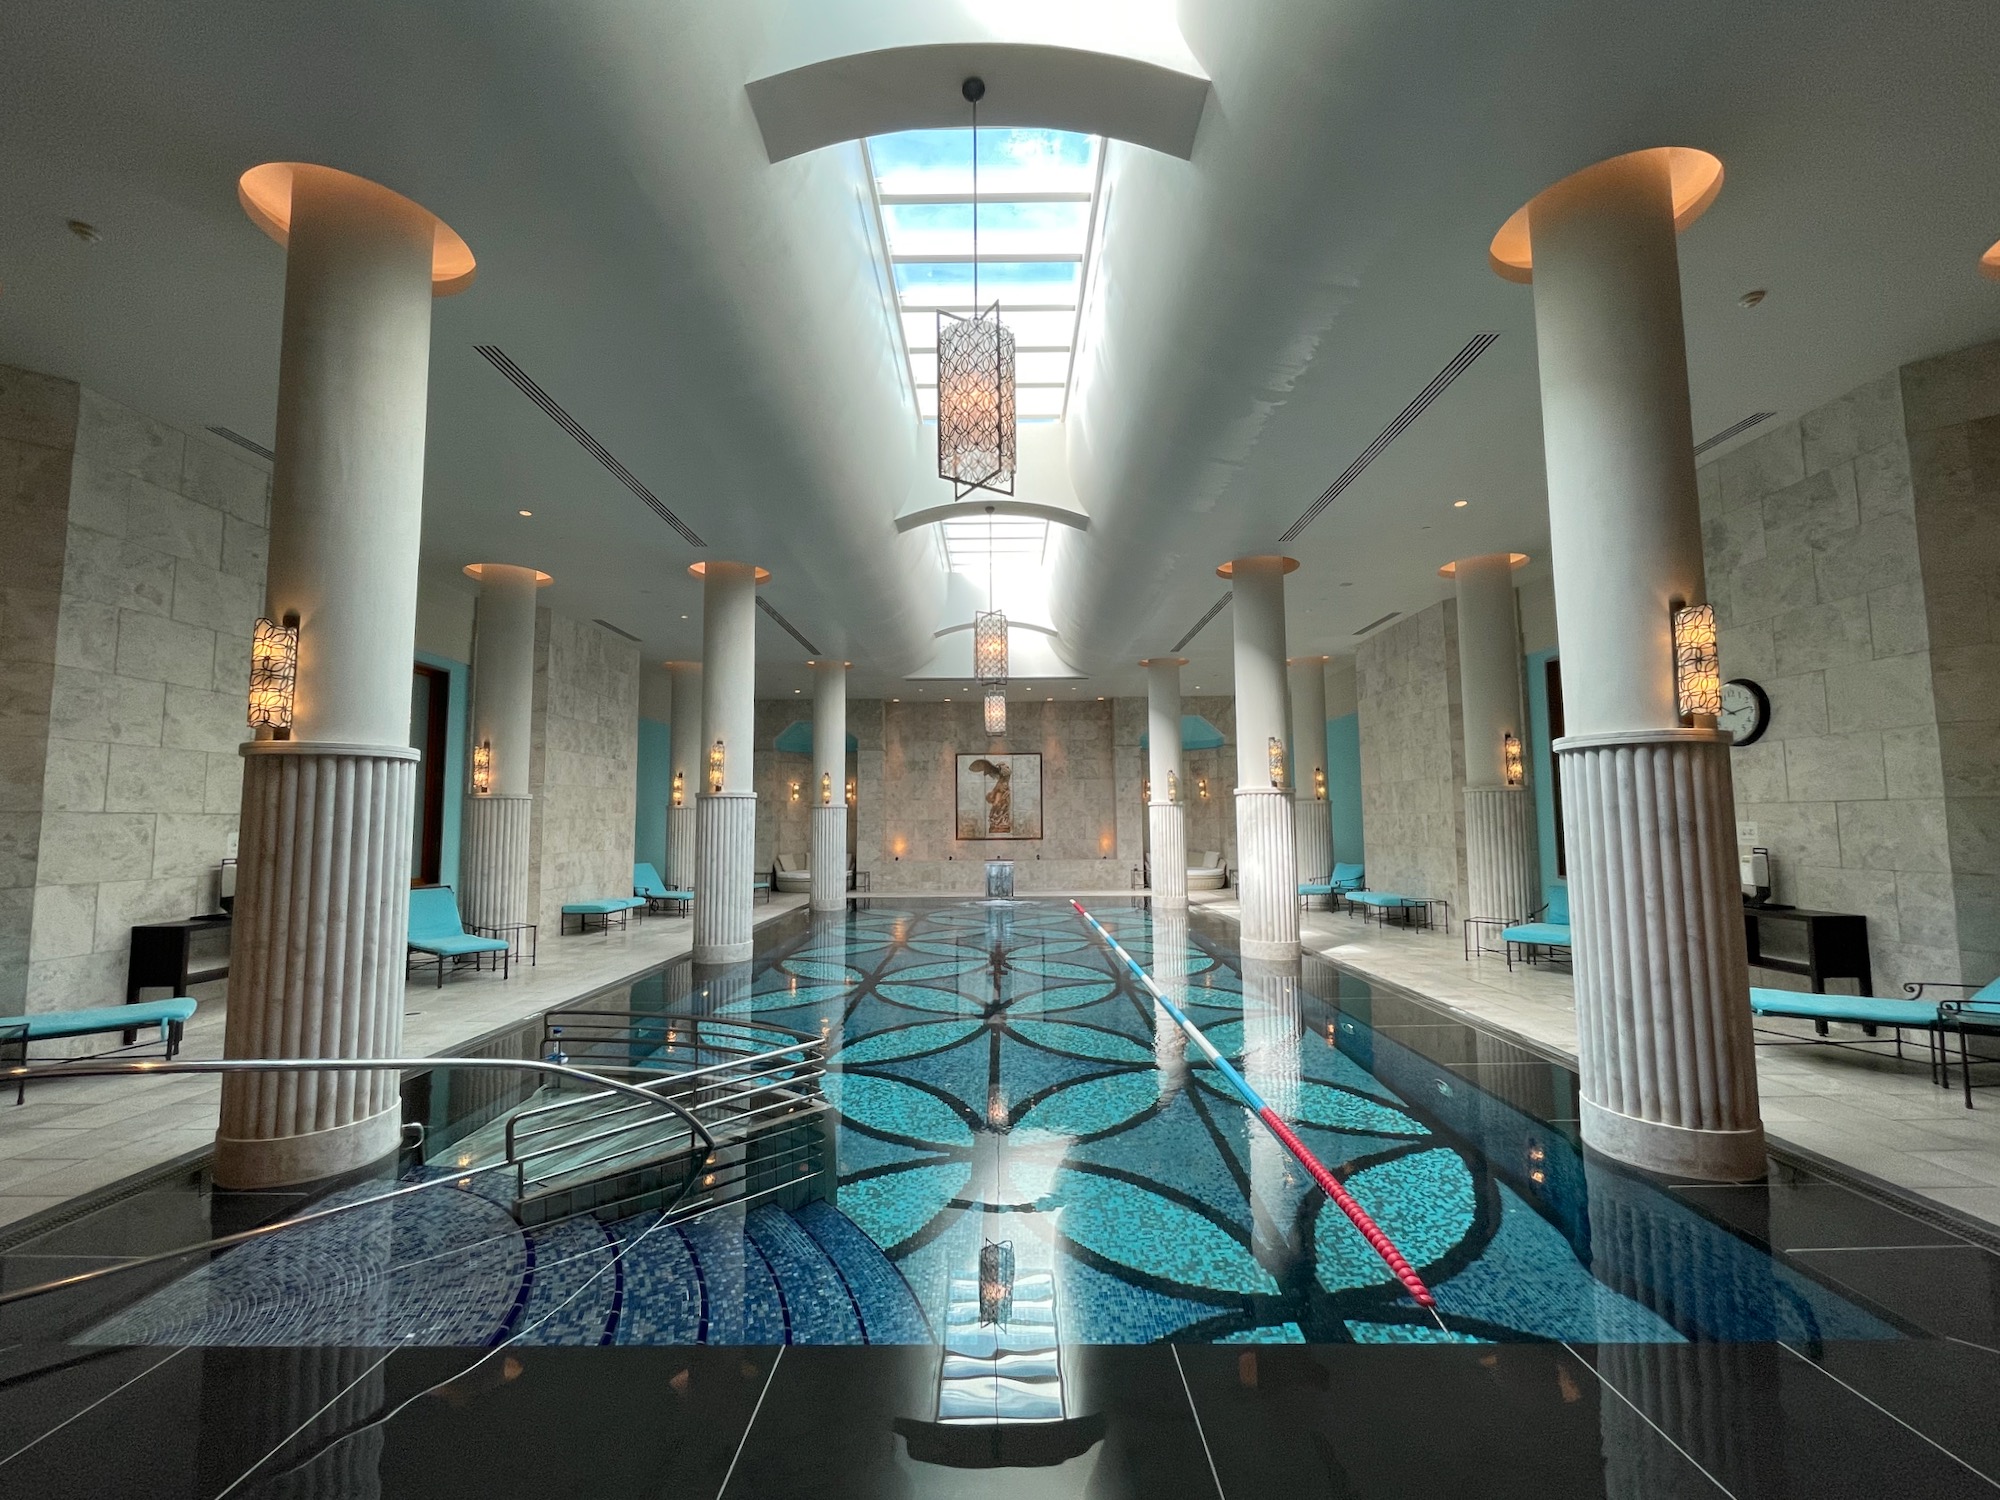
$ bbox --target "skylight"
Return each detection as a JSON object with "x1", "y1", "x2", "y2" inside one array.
[{"x1": 866, "y1": 128, "x2": 1106, "y2": 423}]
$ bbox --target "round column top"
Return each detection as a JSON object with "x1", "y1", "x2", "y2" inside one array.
[
  {"x1": 1437, "y1": 553, "x2": 1530, "y2": 577},
  {"x1": 1215, "y1": 556, "x2": 1299, "y2": 579},
  {"x1": 462, "y1": 563, "x2": 553, "y2": 585},
  {"x1": 806, "y1": 658, "x2": 853, "y2": 669},
  {"x1": 687, "y1": 562, "x2": 772, "y2": 583},
  {"x1": 239, "y1": 163, "x2": 477, "y2": 295},
  {"x1": 1488, "y1": 147, "x2": 1723, "y2": 284},
  {"x1": 1285, "y1": 654, "x2": 1331, "y2": 666},
  {"x1": 1138, "y1": 656, "x2": 1189, "y2": 668},
  {"x1": 1981, "y1": 236, "x2": 2000, "y2": 281}
]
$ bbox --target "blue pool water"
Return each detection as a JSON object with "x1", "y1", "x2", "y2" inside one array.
[{"x1": 82, "y1": 899, "x2": 1899, "y2": 1347}]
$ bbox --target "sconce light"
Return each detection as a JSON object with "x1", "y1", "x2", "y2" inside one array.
[
  {"x1": 1267, "y1": 736, "x2": 1286, "y2": 790},
  {"x1": 788, "y1": 779, "x2": 800, "y2": 803},
  {"x1": 1142, "y1": 776, "x2": 1152, "y2": 804},
  {"x1": 846, "y1": 777, "x2": 856, "y2": 807},
  {"x1": 1197, "y1": 776, "x2": 1209, "y2": 801},
  {"x1": 821, "y1": 771, "x2": 832, "y2": 805},
  {"x1": 247, "y1": 613, "x2": 299, "y2": 738},
  {"x1": 1167, "y1": 770, "x2": 1179, "y2": 804},
  {"x1": 472, "y1": 739, "x2": 493, "y2": 796},
  {"x1": 707, "y1": 738, "x2": 725, "y2": 793},
  {"x1": 1313, "y1": 765, "x2": 1326, "y2": 801},
  {"x1": 1672, "y1": 602, "x2": 1721, "y2": 721},
  {"x1": 1503, "y1": 732, "x2": 1524, "y2": 787},
  {"x1": 671, "y1": 770, "x2": 684, "y2": 808}
]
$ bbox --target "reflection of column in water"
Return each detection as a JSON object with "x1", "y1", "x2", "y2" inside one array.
[
  {"x1": 1583, "y1": 1157, "x2": 1784, "y2": 1496},
  {"x1": 693, "y1": 960, "x2": 753, "y2": 1211},
  {"x1": 197, "y1": 1347, "x2": 387, "y2": 1496},
  {"x1": 1151, "y1": 912, "x2": 1190, "y2": 1102},
  {"x1": 1240, "y1": 956, "x2": 1304, "y2": 1269}
]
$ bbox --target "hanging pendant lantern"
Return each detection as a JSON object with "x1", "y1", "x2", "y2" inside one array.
[
  {"x1": 973, "y1": 609, "x2": 1008, "y2": 686},
  {"x1": 936, "y1": 77, "x2": 1016, "y2": 499},
  {"x1": 984, "y1": 687, "x2": 1007, "y2": 736}
]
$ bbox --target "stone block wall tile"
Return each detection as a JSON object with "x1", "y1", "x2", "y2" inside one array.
[
  {"x1": 1938, "y1": 724, "x2": 2000, "y2": 798},
  {"x1": 41, "y1": 738, "x2": 108, "y2": 813},
  {"x1": 1814, "y1": 517, "x2": 1922, "y2": 602},
  {"x1": 0, "y1": 660, "x2": 56, "y2": 744},
  {"x1": 1870, "y1": 943, "x2": 1965, "y2": 995},
  {"x1": 1703, "y1": 502, "x2": 1766, "y2": 576},
  {"x1": 1762, "y1": 672, "x2": 1828, "y2": 740},
  {"x1": 1894, "y1": 870, "x2": 1960, "y2": 952},
  {"x1": 55, "y1": 596, "x2": 119, "y2": 674},
  {"x1": 1867, "y1": 582, "x2": 1930, "y2": 659},
  {"x1": 0, "y1": 476, "x2": 74, "y2": 590},
  {"x1": 1738, "y1": 800, "x2": 1841, "y2": 870},
  {"x1": 1930, "y1": 643, "x2": 2000, "y2": 725},
  {"x1": 221, "y1": 516, "x2": 269, "y2": 581},
  {"x1": 1923, "y1": 584, "x2": 1997, "y2": 650},
  {"x1": 204, "y1": 751, "x2": 243, "y2": 813},
  {"x1": 0, "y1": 812, "x2": 40, "y2": 889},
  {"x1": 1823, "y1": 652, "x2": 1935, "y2": 732},
  {"x1": 1763, "y1": 465, "x2": 1859, "y2": 550},
  {"x1": 37, "y1": 811, "x2": 154, "y2": 885},
  {"x1": 1772, "y1": 598, "x2": 1873, "y2": 677},
  {"x1": 0, "y1": 366, "x2": 78, "y2": 449},
  {"x1": 169, "y1": 559, "x2": 263, "y2": 636},
  {"x1": 1954, "y1": 874, "x2": 2000, "y2": 959},
  {"x1": 0, "y1": 886, "x2": 29, "y2": 1011},
  {"x1": 1717, "y1": 619, "x2": 1776, "y2": 683},
  {"x1": 124, "y1": 481, "x2": 225, "y2": 567},
  {"x1": 161, "y1": 684, "x2": 249, "y2": 754},
  {"x1": 1947, "y1": 797, "x2": 2000, "y2": 878},
  {"x1": 1697, "y1": 457, "x2": 1721, "y2": 516},
  {"x1": 179, "y1": 437, "x2": 269, "y2": 525},
  {"x1": 1801, "y1": 371, "x2": 1904, "y2": 473},
  {"x1": 63, "y1": 457, "x2": 135, "y2": 538},
  {"x1": 113, "y1": 609, "x2": 215, "y2": 690},
  {"x1": 1792, "y1": 865, "x2": 1900, "y2": 941},
  {"x1": 62, "y1": 530, "x2": 175, "y2": 617},
  {"x1": 75, "y1": 388, "x2": 184, "y2": 487},
  {"x1": 1723, "y1": 549, "x2": 1818, "y2": 627},
  {"x1": 1837, "y1": 798, "x2": 1949, "y2": 873},
  {"x1": 28, "y1": 882, "x2": 95, "y2": 961},
  {"x1": 1782, "y1": 731, "x2": 1886, "y2": 802},
  {"x1": 105, "y1": 744, "x2": 209, "y2": 815},
  {"x1": 0, "y1": 587, "x2": 61, "y2": 667},
  {"x1": 211, "y1": 633, "x2": 253, "y2": 695},
  {"x1": 1882, "y1": 724, "x2": 1946, "y2": 799},
  {"x1": 24, "y1": 949, "x2": 126, "y2": 1015},
  {"x1": 49, "y1": 666, "x2": 165, "y2": 747},
  {"x1": 0, "y1": 736, "x2": 49, "y2": 814},
  {"x1": 150, "y1": 813, "x2": 236, "y2": 879},
  {"x1": 1900, "y1": 341, "x2": 2000, "y2": 433},
  {"x1": 1853, "y1": 441, "x2": 1916, "y2": 525},
  {"x1": 1717, "y1": 423, "x2": 1805, "y2": 509},
  {"x1": 90, "y1": 876, "x2": 204, "y2": 954}
]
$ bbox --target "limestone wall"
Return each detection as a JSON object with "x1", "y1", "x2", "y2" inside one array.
[
  {"x1": 527, "y1": 609, "x2": 639, "y2": 932},
  {"x1": 1354, "y1": 600, "x2": 1468, "y2": 918}
]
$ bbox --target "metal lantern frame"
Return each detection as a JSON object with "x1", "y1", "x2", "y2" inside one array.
[
  {"x1": 935, "y1": 78, "x2": 1017, "y2": 500},
  {"x1": 247, "y1": 613, "x2": 299, "y2": 738},
  {"x1": 1672, "y1": 602, "x2": 1722, "y2": 720},
  {"x1": 472, "y1": 739, "x2": 493, "y2": 796}
]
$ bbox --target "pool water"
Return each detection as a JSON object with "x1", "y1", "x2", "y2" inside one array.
[{"x1": 77, "y1": 898, "x2": 1901, "y2": 1349}]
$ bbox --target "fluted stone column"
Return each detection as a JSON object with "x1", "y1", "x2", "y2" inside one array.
[
  {"x1": 809, "y1": 659, "x2": 849, "y2": 912},
  {"x1": 1453, "y1": 554, "x2": 1540, "y2": 923},
  {"x1": 1287, "y1": 655, "x2": 1333, "y2": 907},
  {"x1": 1142, "y1": 657, "x2": 1188, "y2": 910},
  {"x1": 1512, "y1": 148, "x2": 1762, "y2": 1180},
  {"x1": 1225, "y1": 557, "x2": 1300, "y2": 959},
  {"x1": 1241, "y1": 956, "x2": 1304, "y2": 1271},
  {"x1": 217, "y1": 165, "x2": 470, "y2": 1188},
  {"x1": 460, "y1": 562, "x2": 544, "y2": 931},
  {"x1": 694, "y1": 562, "x2": 762, "y2": 964},
  {"x1": 1151, "y1": 910, "x2": 1190, "y2": 1102},
  {"x1": 665, "y1": 661, "x2": 701, "y2": 887}
]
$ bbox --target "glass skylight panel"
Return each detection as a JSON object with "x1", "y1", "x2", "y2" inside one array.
[{"x1": 867, "y1": 126, "x2": 1106, "y2": 425}]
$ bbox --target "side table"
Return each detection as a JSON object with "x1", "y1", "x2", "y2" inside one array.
[{"x1": 472, "y1": 922, "x2": 538, "y2": 968}]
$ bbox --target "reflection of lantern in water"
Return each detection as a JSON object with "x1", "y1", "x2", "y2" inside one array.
[{"x1": 978, "y1": 1239, "x2": 1015, "y2": 1326}]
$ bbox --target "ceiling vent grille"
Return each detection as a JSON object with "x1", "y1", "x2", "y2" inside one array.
[
  {"x1": 1172, "y1": 591, "x2": 1232, "y2": 652},
  {"x1": 1279, "y1": 334, "x2": 1500, "y2": 544},
  {"x1": 474, "y1": 345, "x2": 706, "y2": 547},
  {"x1": 592, "y1": 618, "x2": 641, "y2": 642},
  {"x1": 1354, "y1": 611, "x2": 1401, "y2": 636},
  {"x1": 1694, "y1": 411, "x2": 1778, "y2": 455},
  {"x1": 206, "y1": 426, "x2": 274, "y2": 462},
  {"x1": 758, "y1": 596, "x2": 821, "y2": 656}
]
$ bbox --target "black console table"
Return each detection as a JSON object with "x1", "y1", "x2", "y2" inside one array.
[
  {"x1": 127, "y1": 914, "x2": 232, "y2": 1006},
  {"x1": 1743, "y1": 905, "x2": 1870, "y2": 995}
]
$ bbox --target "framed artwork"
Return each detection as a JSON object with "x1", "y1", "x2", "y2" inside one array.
[{"x1": 956, "y1": 753, "x2": 1043, "y2": 840}]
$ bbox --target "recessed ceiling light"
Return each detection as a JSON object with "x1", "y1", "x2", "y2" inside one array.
[
  {"x1": 518, "y1": 509, "x2": 533, "y2": 517},
  {"x1": 1739, "y1": 288, "x2": 1767, "y2": 308},
  {"x1": 793, "y1": 688, "x2": 800, "y2": 694},
  {"x1": 1453, "y1": 500, "x2": 1468, "y2": 508},
  {"x1": 680, "y1": 614, "x2": 688, "y2": 620}
]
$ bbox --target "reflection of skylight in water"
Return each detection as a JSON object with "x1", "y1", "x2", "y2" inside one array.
[{"x1": 866, "y1": 128, "x2": 1105, "y2": 423}]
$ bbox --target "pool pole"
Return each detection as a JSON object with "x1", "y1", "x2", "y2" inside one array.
[{"x1": 1070, "y1": 900, "x2": 1438, "y2": 1312}]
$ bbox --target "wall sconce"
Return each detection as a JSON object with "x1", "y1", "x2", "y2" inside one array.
[
  {"x1": 1197, "y1": 776, "x2": 1209, "y2": 801},
  {"x1": 1267, "y1": 736, "x2": 1286, "y2": 790},
  {"x1": 1503, "y1": 732, "x2": 1524, "y2": 787},
  {"x1": 846, "y1": 776, "x2": 856, "y2": 807},
  {"x1": 1672, "y1": 602, "x2": 1721, "y2": 721},
  {"x1": 671, "y1": 770, "x2": 684, "y2": 808},
  {"x1": 707, "y1": 738, "x2": 725, "y2": 793},
  {"x1": 788, "y1": 779, "x2": 800, "y2": 803},
  {"x1": 1142, "y1": 776, "x2": 1151, "y2": 803},
  {"x1": 1313, "y1": 765, "x2": 1326, "y2": 801},
  {"x1": 1167, "y1": 770, "x2": 1179, "y2": 804},
  {"x1": 820, "y1": 771, "x2": 832, "y2": 805},
  {"x1": 472, "y1": 739, "x2": 493, "y2": 796},
  {"x1": 247, "y1": 613, "x2": 299, "y2": 738}
]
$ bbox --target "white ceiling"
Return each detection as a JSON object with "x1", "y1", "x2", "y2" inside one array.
[{"x1": 3, "y1": 0, "x2": 1998, "y2": 709}]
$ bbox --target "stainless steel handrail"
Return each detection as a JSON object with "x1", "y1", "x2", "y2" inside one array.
[{"x1": 0, "y1": 1055, "x2": 717, "y2": 1309}]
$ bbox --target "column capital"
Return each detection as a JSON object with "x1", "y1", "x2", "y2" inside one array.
[
  {"x1": 1216, "y1": 555, "x2": 1298, "y2": 579},
  {"x1": 1488, "y1": 146, "x2": 1723, "y2": 284},
  {"x1": 240, "y1": 162, "x2": 478, "y2": 295}
]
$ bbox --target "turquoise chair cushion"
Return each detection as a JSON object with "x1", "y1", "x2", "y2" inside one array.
[
  {"x1": 564, "y1": 898, "x2": 644, "y2": 915},
  {"x1": 1749, "y1": 989, "x2": 1940, "y2": 1027},
  {"x1": 1, "y1": 997, "x2": 197, "y2": 1041},
  {"x1": 1298, "y1": 882, "x2": 1334, "y2": 896},
  {"x1": 410, "y1": 932, "x2": 509, "y2": 957},
  {"x1": 1348, "y1": 891, "x2": 1416, "y2": 909},
  {"x1": 1546, "y1": 885, "x2": 1569, "y2": 925},
  {"x1": 1502, "y1": 922, "x2": 1572, "y2": 947},
  {"x1": 635, "y1": 863, "x2": 668, "y2": 898},
  {"x1": 1330, "y1": 863, "x2": 1365, "y2": 889},
  {"x1": 408, "y1": 886, "x2": 471, "y2": 943}
]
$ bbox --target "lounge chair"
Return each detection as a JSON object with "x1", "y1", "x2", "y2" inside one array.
[
  {"x1": 772, "y1": 855, "x2": 810, "y2": 895},
  {"x1": 1907, "y1": 977, "x2": 2000, "y2": 1107},
  {"x1": 408, "y1": 886, "x2": 512, "y2": 986},
  {"x1": 561, "y1": 897, "x2": 646, "y2": 934},
  {"x1": 1749, "y1": 987, "x2": 1948, "y2": 1085},
  {"x1": 1302, "y1": 862, "x2": 1365, "y2": 909},
  {"x1": 1187, "y1": 851, "x2": 1228, "y2": 891},
  {"x1": 2, "y1": 997, "x2": 197, "y2": 1104},
  {"x1": 1347, "y1": 890, "x2": 1445, "y2": 930},
  {"x1": 635, "y1": 863, "x2": 692, "y2": 915},
  {"x1": 1502, "y1": 887, "x2": 1571, "y2": 968}
]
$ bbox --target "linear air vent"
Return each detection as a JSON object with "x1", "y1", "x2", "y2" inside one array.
[
  {"x1": 1694, "y1": 412, "x2": 1778, "y2": 456},
  {"x1": 1171, "y1": 592, "x2": 1232, "y2": 652},
  {"x1": 592, "y1": 618, "x2": 642, "y2": 643},
  {"x1": 206, "y1": 426, "x2": 274, "y2": 462},
  {"x1": 1279, "y1": 334, "x2": 1500, "y2": 544},
  {"x1": 1354, "y1": 611, "x2": 1400, "y2": 636},
  {"x1": 473, "y1": 345, "x2": 706, "y2": 547},
  {"x1": 758, "y1": 596, "x2": 821, "y2": 656}
]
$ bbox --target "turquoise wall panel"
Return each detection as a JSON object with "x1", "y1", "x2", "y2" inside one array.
[
  {"x1": 636, "y1": 716, "x2": 671, "y2": 877},
  {"x1": 1326, "y1": 712, "x2": 1364, "y2": 864}
]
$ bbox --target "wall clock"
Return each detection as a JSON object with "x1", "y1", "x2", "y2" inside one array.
[{"x1": 1719, "y1": 678, "x2": 1771, "y2": 747}]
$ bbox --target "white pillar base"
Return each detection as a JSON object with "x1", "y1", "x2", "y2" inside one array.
[
  {"x1": 1233, "y1": 787, "x2": 1299, "y2": 960},
  {"x1": 1293, "y1": 797, "x2": 1333, "y2": 907},
  {"x1": 216, "y1": 743, "x2": 417, "y2": 1189},
  {"x1": 459, "y1": 793, "x2": 532, "y2": 930},
  {"x1": 809, "y1": 804, "x2": 847, "y2": 913},
  {"x1": 667, "y1": 804, "x2": 697, "y2": 890},
  {"x1": 1561, "y1": 729, "x2": 1765, "y2": 1182},
  {"x1": 1147, "y1": 802, "x2": 1188, "y2": 909},
  {"x1": 1464, "y1": 784, "x2": 1540, "y2": 923},
  {"x1": 694, "y1": 791, "x2": 756, "y2": 964}
]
